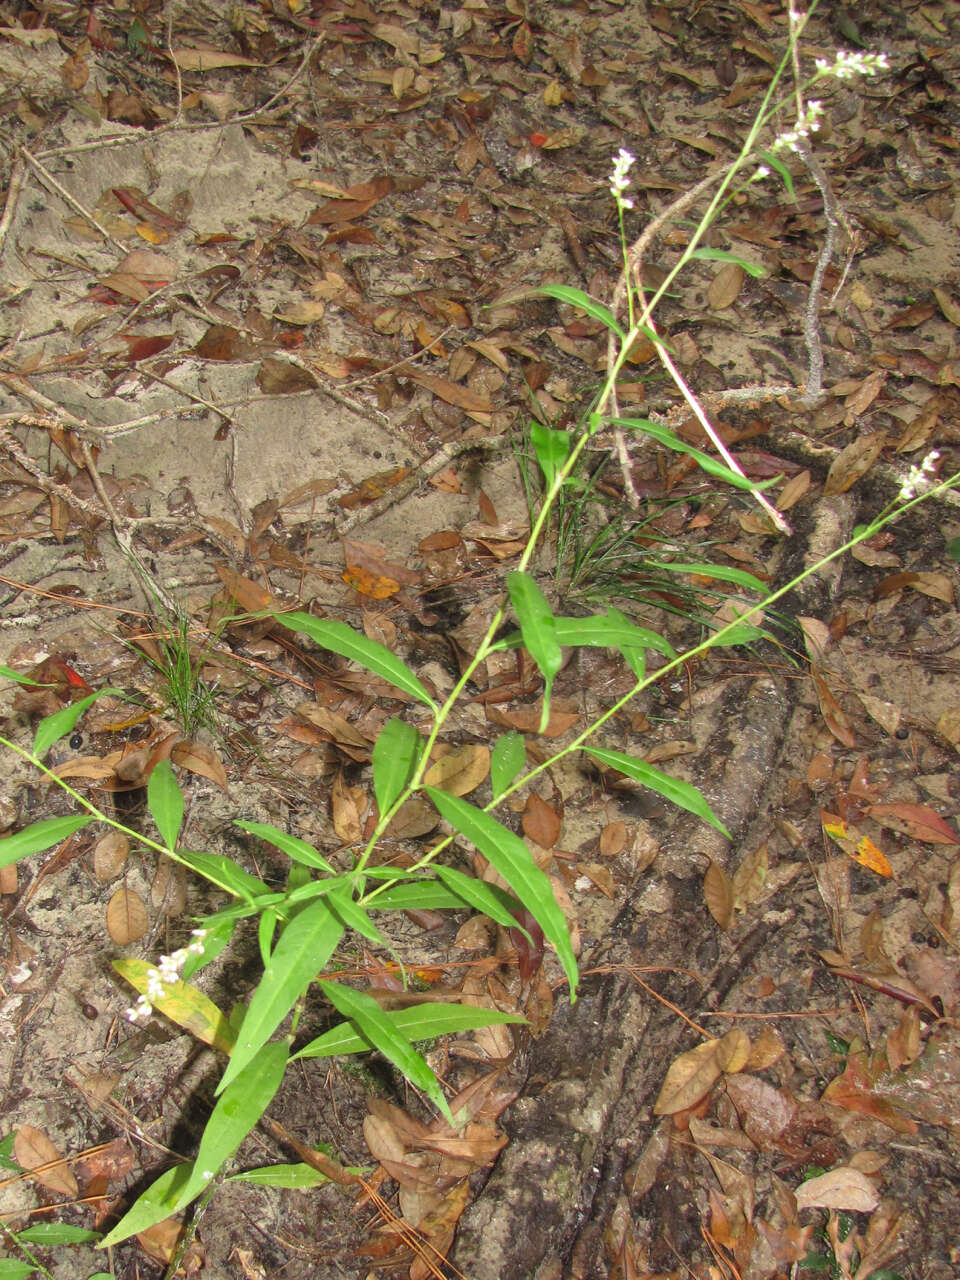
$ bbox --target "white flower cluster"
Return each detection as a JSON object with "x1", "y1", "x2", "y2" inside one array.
[
  {"x1": 610, "y1": 148, "x2": 635, "y2": 210},
  {"x1": 898, "y1": 450, "x2": 940, "y2": 501},
  {"x1": 770, "y1": 99, "x2": 824, "y2": 153},
  {"x1": 815, "y1": 49, "x2": 889, "y2": 80},
  {"x1": 124, "y1": 929, "x2": 207, "y2": 1023}
]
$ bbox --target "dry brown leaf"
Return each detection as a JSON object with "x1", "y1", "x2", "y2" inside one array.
[
  {"x1": 14, "y1": 1126, "x2": 79, "y2": 1197},
  {"x1": 865, "y1": 802, "x2": 959, "y2": 845},
  {"x1": 715, "y1": 1027, "x2": 751, "y2": 1073},
  {"x1": 521, "y1": 793, "x2": 561, "y2": 847},
  {"x1": 92, "y1": 830, "x2": 129, "y2": 883},
  {"x1": 707, "y1": 262, "x2": 745, "y2": 310},
  {"x1": 172, "y1": 739, "x2": 229, "y2": 792},
  {"x1": 171, "y1": 48, "x2": 260, "y2": 70},
  {"x1": 386, "y1": 795, "x2": 439, "y2": 838},
  {"x1": 704, "y1": 860, "x2": 733, "y2": 930},
  {"x1": 731, "y1": 843, "x2": 768, "y2": 910},
  {"x1": 794, "y1": 1166, "x2": 879, "y2": 1213},
  {"x1": 654, "y1": 1040, "x2": 723, "y2": 1115},
  {"x1": 876, "y1": 570, "x2": 953, "y2": 604},
  {"x1": 106, "y1": 886, "x2": 149, "y2": 944},
  {"x1": 933, "y1": 286, "x2": 960, "y2": 326},
  {"x1": 423, "y1": 743, "x2": 490, "y2": 796},
  {"x1": 823, "y1": 432, "x2": 886, "y2": 494},
  {"x1": 576, "y1": 861, "x2": 615, "y2": 898},
  {"x1": 332, "y1": 771, "x2": 365, "y2": 844},
  {"x1": 151, "y1": 858, "x2": 187, "y2": 915},
  {"x1": 811, "y1": 669, "x2": 856, "y2": 748},
  {"x1": 776, "y1": 469, "x2": 811, "y2": 511},
  {"x1": 599, "y1": 820, "x2": 627, "y2": 856}
]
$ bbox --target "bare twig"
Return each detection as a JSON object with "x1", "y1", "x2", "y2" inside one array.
[
  {"x1": 0, "y1": 155, "x2": 26, "y2": 259},
  {"x1": 17, "y1": 148, "x2": 128, "y2": 252}
]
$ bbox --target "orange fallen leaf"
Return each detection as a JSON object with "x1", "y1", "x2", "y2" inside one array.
[{"x1": 821, "y1": 812, "x2": 892, "y2": 877}]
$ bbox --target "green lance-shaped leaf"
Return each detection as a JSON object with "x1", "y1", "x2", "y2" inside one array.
[
  {"x1": 172, "y1": 1039, "x2": 289, "y2": 1210},
  {"x1": 690, "y1": 247, "x2": 768, "y2": 277},
  {"x1": 372, "y1": 718, "x2": 423, "y2": 816},
  {"x1": 535, "y1": 283, "x2": 625, "y2": 338},
  {"x1": 227, "y1": 1163, "x2": 331, "y2": 1189},
  {"x1": 434, "y1": 865, "x2": 528, "y2": 933},
  {"x1": 16, "y1": 1224, "x2": 101, "y2": 1245},
  {"x1": 176, "y1": 849, "x2": 273, "y2": 903},
  {"x1": 612, "y1": 417, "x2": 781, "y2": 493},
  {"x1": 317, "y1": 981, "x2": 453, "y2": 1123},
  {"x1": 326, "y1": 887, "x2": 387, "y2": 947},
  {"x1": 645, "y1": 560, "x2": 767, "y2": 594},
  {"x1": 0, "y1": 664, "x2": 48, "y2": 686},
  {"x1": 491, "y1": 609, "x2": 675, "y2": 662},
  {"x1": 584, "y1": 747, "x2": 730, "y2": 837},
  {"x1": 361, "y1": 878, "x2": 476, "y2": 911},
  {"x1": 32, "y1": 688, "x2": 123, "y2": 759},
  {"x1": 235, "y1": 820, "x2": 335, "y2": 874},
  {"x1": 756, "y1": 150, "x2": 795, "y2": 200},
  {"x1": 530, "y1": 422, "x2": 571, "y2": 491},
  {"x1": 147, "y1": 757, "x2": 183, "y2": 850},
  {"x1": 275, "y1": 612, "x2": 436, "y2": 709},
  {"x1": 217, "y1": 897, "x2": 344, "y2": 1094},
  {"x1": 425, "y1": 787, "x2": 578, "y2": 999},
  {"x1": 99, "y1": 1042, "x2": 289, "y2": 1247},
  {"x1": 293, "y1": 1001, "x2": 527, "y2": 1060},
  {"x1": 490, "y1": 730, "x2": 526, "y2": 798},
  {"x1": 0, "y1": 816, "x2": 93, "y2": 871},
  {"x1": 506, "y1": 571, "x2": 562, "y2": 735},
  {"x1": 0, "y1": 1261, "x2": 36, "y2": 1280},
  {"x1": 97, "y1": 1164, "x2": 192, "y2": 1249}
]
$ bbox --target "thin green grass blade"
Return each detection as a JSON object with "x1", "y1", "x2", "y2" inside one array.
[
  {"x1": 0, "y1": 816, "x2": 93, "y2": 870},
  {"x1": 276, "y1": 613, "x2": 436, "y2": 709},
  {"x1": 317, "y1": 981, "x2": 453, "y2": 1122},
  {"x1": 217, "y1": 898, "x2": 343, "y2": 1093},
  {"x1": 293, "y1": 1002, "x2": 526, "y2": 1060},
  {"x1": 584, "y1": 747, "x2": 730, "y2": 837},
  {"x1": 425, "y1": 788, "x2": 578, "y2": 998}
]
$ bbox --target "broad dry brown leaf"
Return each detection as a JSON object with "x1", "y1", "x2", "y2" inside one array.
[
  {"x1": 522, "y1": 793, "x2": 561, "y2": 847},
  {"x1": 823, "y1": 432, "x2": 886, "y2": 495},
  {"x1": 423, "y1": 743, "x2": 490, "y2": 796},
  {"x1": 106, "y1": 886, "x2": 149, "y2": 944},
  {"x1": 654, "y1": 1039, "x2": 723, "y2": 1115},
  {"x1": 172, "y1": 739, "x2": 229, "y2": 792},
  {"x1": 704, "y1": 859, "x2": 733, "y2": 930},
  {"x1": 14, "y1": 1125, "x2": 79, "y2": 1197},
  {"x1": 92, "y1": 830, "x2": 129, "y2": 882},
  {"x1": 794, "y1": 1166, "x2": 879, "y2": 1212}
]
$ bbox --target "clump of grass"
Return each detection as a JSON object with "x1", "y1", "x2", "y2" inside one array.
[{"x1": 126, "y1": 606, "x2": 219, "y2": 739}]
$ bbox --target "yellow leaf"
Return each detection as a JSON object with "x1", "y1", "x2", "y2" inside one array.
[{"x1": 114, "y1": 958, "x2": 235, "y2": 1055}]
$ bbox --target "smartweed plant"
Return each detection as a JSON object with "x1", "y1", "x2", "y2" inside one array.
[{"x1": 0, "y1": 4, "x2": 953, "y2": 1255}]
